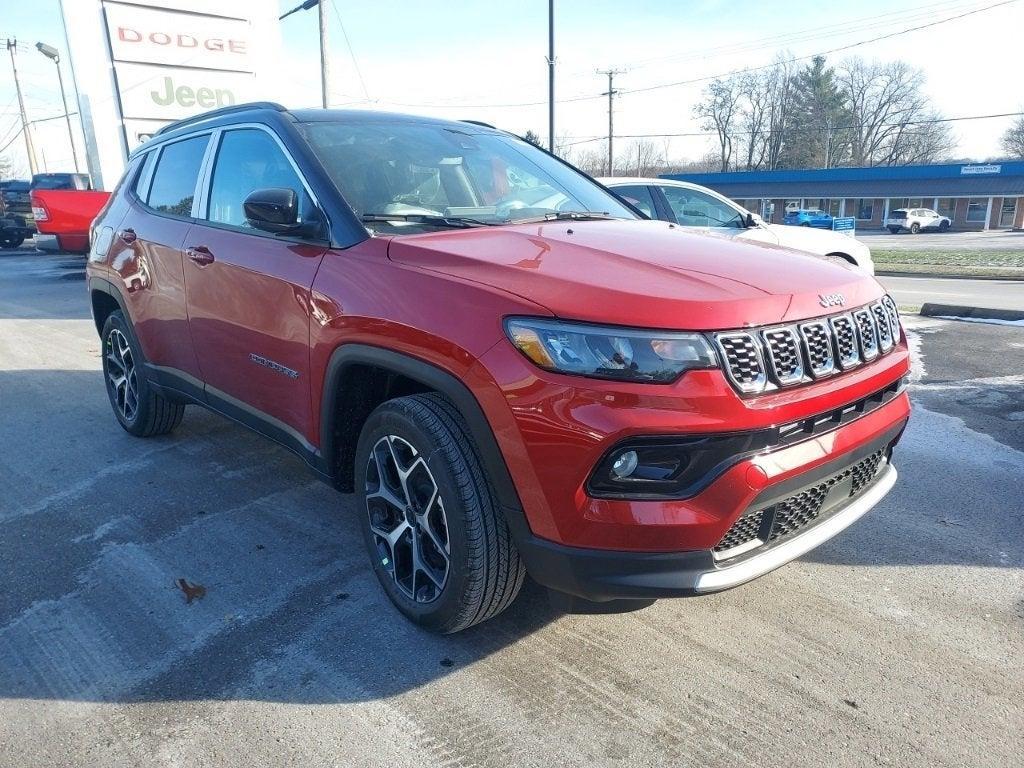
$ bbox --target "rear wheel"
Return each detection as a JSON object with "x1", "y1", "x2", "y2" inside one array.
[
  {"x1": 0, "y1": 234, "x2": 24, "y2": 249},
  {"x1": 800, "y1": 222, "x2": 810, "y2": 227},
  {"x1": 355, "y1": 393, "x2": 525, "y2": 633},
  {"x1": 910, "y1": 222, "x2": 921, "y2": 234},
  {"x1": 101, "y1": 311, "x2": 185, "y2": 437},
  {"x1": 939, "y1": 220, "x2": 950, "y2": 232},
  {"x1": 887, "y1": 226, "x2": 900, "y2": 234}
]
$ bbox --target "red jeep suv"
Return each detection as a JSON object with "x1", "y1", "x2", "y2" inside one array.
[{"x1": 86, "y1": 103, "x2": 910, "y2": 632}]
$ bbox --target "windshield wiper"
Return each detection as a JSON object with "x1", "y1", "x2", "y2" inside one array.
[
  {"x1": 505, "y1": 211, "x2": 621, "y2": 224},
  {"x1": 361, "y1": 213, "x2": 491, "y2": 229}
]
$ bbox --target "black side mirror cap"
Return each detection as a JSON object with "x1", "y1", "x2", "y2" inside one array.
[
  {"x1": 745, "y1": 212, "x2": 756, "y2": 228},
  {"x1": 244, "y1": 187, "x2": 301, "y2": 234}
]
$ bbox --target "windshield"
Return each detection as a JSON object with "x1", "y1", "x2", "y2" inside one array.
[{"x1": 301, "y1": 120, "x2": 636, "y2": 233}]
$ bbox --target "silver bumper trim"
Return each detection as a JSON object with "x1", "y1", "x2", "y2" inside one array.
[{"x1": 694, "y1": 463, "x2": 897, "y2": 593}]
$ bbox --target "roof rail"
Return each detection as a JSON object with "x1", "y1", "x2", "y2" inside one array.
[
  {"x1": 154, "y1": 102, "x2": 289, "y2": 136},
  {"x1": 460, "y1": 119, "x2": 496, "y2": 129}
]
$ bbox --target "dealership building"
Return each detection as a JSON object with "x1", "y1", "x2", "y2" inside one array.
[{"x1": 663, "y1": 161, "x2": 1024, "y2": 231}]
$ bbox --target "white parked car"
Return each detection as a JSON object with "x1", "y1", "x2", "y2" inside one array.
[
  {"x1": 600, "y1": 177, "x2": 875, "y2": 274},
  {"x1": 885, "y1": 207, "x2": 951, "y2": 234}
]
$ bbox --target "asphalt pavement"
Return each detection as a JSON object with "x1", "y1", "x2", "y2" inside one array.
[
  {"x1": 879, "y1": 275, "x2": 1024, "y2": 312},
  {"x1": 859, "y1": 229, "x2": 1024, "y2": 251},
  {"x1": 1, "y1": 249, "x2": 1021, "y2": 768}
]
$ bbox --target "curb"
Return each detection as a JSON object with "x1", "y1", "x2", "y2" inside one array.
[
  {"x1": 920, "y1": 303, "x2": 1024, "y2": 322},
  {"x1": 876, "y1": 270, "x2": 1024, "y2": 281}
]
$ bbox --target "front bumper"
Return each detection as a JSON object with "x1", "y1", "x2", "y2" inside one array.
[{"x1": 509, "y1": 421, "x2": 903, "y2": 601}]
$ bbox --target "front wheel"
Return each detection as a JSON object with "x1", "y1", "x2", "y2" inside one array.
[
  {"x1": 939, "y1": 220, "x2": 950, "y2": 232},
  {"x1": 910, "y1": 222, "x2": 920, "y2": 234},
  {"x1": 355, "y1": 393, "x2": 525, "y2": 633},
  {"x1": 101, "y1": 311, "x2": 185, "y2": 436},
  {"x1": 0, "y1": 234, "x2": 24, "y2": 249}
]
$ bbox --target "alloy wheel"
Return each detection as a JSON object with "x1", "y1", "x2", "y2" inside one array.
[
  {"x1": 106, "y1": 328, "x2": 139, "y2": 422},
  {"x1": 365, "y1": 435, "x2": 451, "y2": 603}
]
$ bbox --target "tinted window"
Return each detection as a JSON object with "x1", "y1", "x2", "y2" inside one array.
[
  {"x1": 206, "y1": 128, "x2": 310, "y2": 228},
  {"x1": 133, "y1": 152, "x2": 157, "y2": 201},
  {"x1": 146, "y1": 135, "x2": 209, "y2": 217},
  {"x1": 612, "y1": 185, "x2": 656, "y2": 218},
  {"x1": 661, "y1": 186, "x2": 744, "y2": 228}
]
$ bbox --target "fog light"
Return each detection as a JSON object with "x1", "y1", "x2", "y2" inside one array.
[{"x1": 611, "y1": 450, "x2": 639, "y2": 479}]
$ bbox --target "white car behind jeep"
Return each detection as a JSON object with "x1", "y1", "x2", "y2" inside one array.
[
  {"x1": 601, "y1": 177, "x2": 875, "y2": 274},
  {"x1": 885, "y1": 207, "x2": 951, "y2": 234}
]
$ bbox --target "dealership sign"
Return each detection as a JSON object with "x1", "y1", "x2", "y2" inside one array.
[{"x1": 960, "y1": 164, "x2": 1002, "y2": 175}]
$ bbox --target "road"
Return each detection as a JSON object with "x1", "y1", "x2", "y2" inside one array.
[
  {"x1": 1, "y1": 250, "x2": 1022, "y2": 768},
  {"x1": 859, "y1": 229, "x2": 1024, "y2": 251},
  {"x1": 879, "y1": 274, "x2": 1024, "y2": 311}
]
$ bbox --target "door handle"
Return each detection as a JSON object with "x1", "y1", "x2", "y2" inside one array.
[
  {"x1": 186, "y1": 245, "x2": 215, "y2": 266},
  {"x1": 119, "y1": 228, "x2": 137, "y2": 244}
]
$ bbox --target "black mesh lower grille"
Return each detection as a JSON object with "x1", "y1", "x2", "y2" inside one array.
[{"x1": 715, "y1": 449, "x2": 886, "y2": 557}]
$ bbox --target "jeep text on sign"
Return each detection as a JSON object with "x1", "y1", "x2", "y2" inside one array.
[{"x1": 115, "y1": 62, "x2": 252, "y2": 120}]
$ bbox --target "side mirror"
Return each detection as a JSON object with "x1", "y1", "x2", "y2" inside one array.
[
  {"x1": 244, "y1": 187, "x2": 302, "y2": 234},
  {"x1": 745, "y1": 212, "x2": 757, "y2": 228}
]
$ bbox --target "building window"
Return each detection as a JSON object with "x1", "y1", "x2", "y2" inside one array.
[
  {"x1": 888, "y1": 198, "x2": 908, "y2": 214},
  {"x1": 804, "y1": 198, "x2": 822, "y2": 211},
  {"x1": 936, "y1": 198, "x2": 956, "y2": 219},
  {"x1": 908, "y1": 198, "x2": 923, "y2": 209},
  {"x1": 966, "y1": 198, "x2": 988, "y2": 222},
  {"x1": 826, "y1": 199, "x2": 841, "y2": 217},
  {"x1": 999, "y1": 198, "x2": 1018, "y2": 228},
  {"x1": 855, "y1": 199, "x2": 873, "y2": 220}
]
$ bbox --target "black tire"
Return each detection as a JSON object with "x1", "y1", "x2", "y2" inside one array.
[
  {"x1": 910, "y1": 222, "x2": 920, "y2": 234},
  {"x1": 887, "y1": 227, "x2": 900, "y2": 234},
  {"x1": 0, "y1": 234, "x2": 24, "y2": 249},
  {"x1": 800, "y1": 222, "x2": 810, "y2": 227},
  {"x1": 939, "y1": 220, "x2": 950, "y2": 232},
  {"x1": 101, "y1": 311, "x2": 185, "y2": 437},
  {"x1": 355, "y1": 392, "x2": 525, "y2": 633}
]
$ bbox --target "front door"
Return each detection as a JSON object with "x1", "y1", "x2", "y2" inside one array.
[{"x1": 182, "y1": 126, "x2": 328, "y2": 445}]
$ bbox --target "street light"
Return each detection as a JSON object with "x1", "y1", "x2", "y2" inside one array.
[
  {"x1": 35, "y1": 41, "x2": 80, "y2": 173},
  {"x1": 279, "y1": 0, "x2": 330, "y2": 109}
]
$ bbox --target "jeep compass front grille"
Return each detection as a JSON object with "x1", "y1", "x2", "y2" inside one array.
[
  {"x1": 713, "y1": 449, "x2": 886, "y2": 559},
  {"x1": 713, "y1": 298, "x2": 900, "y2": 395}
]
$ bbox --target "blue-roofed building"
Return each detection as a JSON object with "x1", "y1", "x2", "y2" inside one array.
[{"x1": 661, "y1": 161, "x2": 1024, "y2": 231}]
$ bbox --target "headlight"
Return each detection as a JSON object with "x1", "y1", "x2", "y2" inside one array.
[{"x1": 504, "y1": 317, "x2": 717, "y2": 383}]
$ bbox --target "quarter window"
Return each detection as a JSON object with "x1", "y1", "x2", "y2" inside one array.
[
  {"x1": 966, "y1": 198, "x2": 988, "y2": 222},
  {"x1": 146, "y1": 135, "x2": 209, "y2": 217},
  {"x1": 206, "y1": 129, "x2": 311, "y2": 229}
]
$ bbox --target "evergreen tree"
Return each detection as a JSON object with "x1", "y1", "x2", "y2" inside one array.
[{"x1": 780, "y1": 56, "x2": 850, "y2": 168}]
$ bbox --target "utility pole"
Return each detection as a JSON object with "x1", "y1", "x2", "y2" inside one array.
[
  {"x1": 547, "y1": 0, "x2": 555, "y2": 153},
  {"x1": 36, "y1": 43, "x2": 80, "y2": 173},
  {"x1": 598, "y1": 68, "x2": 624, "y2": 177},
  {"x1": 6, "y1": 39, "x2": 38, "y2": 176},
  {"x1": 318, "y1": 0, "x2": 331, "y2": 108}
]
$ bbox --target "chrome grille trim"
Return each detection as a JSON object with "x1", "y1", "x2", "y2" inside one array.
[
  {"x1": 713, "y1": 296, "x2": 900, "y2": 395},
  {"x1": 760, "y1": 326, "x2": 804, "y2": 386},
  {"x1": 853, "y1": 308, "x2": 879, "y2": 361},
  {"x1": 714, "y1": 332, "x2": 767, "y2": 394},
  {"x1": 829, "y1": 314, "x2": 861, "y2": 370},
  {"x1": 798, "y1": 321, "x2": 836, "y2": 378}
]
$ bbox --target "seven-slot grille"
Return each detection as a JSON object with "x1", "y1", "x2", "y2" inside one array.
[
  {"x1": 714, "y1": 297, "x2": 900, "y2": 395},
  {"x1": 713, "y1": 449, "x2": 887, "y2": 558}
]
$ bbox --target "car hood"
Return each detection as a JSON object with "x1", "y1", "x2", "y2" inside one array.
[
  {"x1": 756, "y1": 223, "x2": 867, "y2": 258},
  {"x1": 386, "y1": 219, "x2": 884, "y2": 330}
]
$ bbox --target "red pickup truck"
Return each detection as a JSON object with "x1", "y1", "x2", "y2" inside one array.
[{"x1": 31, "y1": 189, "x2": 110, "y2": 253}]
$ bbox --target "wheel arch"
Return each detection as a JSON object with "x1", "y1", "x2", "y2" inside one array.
[
  {"x1": 89, "y1": 276, "x2": 130, "y2": 338},
  {"x1": 320, "y1": 344, "x2": 523, "y2": 517}
]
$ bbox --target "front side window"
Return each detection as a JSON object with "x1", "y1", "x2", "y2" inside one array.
[
  {"x1": 660, "y1": 186, "x2": 745, "y2": 228},
  {"x1": 206, "y1": 128, "x2": 311, "y2": 229},
  {"x1": 966, "y1": 198, "x2": 988, "y2": 222},
  {"x1": 611, "y1": 184, "x2": 656, "y2": 218},
  {"x1": 146, "y1": 135, "x2": 209, "y2": 217},
  {"x1": 301, "y1": 121, "x2": 635, "y2": 233}
]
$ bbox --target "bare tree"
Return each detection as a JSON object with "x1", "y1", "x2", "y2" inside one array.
[
  {"x1": 837, "y1": 58, "x2": 955, "y2": 166},
  {"x1": 618, "y1": 139, "x2": 665, "y2": 177},
  {"x1": 694, "y1": 78, "x2": 741, "y2": 171},
  {"x1": 1001, "y1": 114, "x2": 1024, "y2": 158}
]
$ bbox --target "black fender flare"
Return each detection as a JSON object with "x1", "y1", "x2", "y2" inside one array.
[{"x1": 319, "y1": 344, "x2": 526, "y2": 525}]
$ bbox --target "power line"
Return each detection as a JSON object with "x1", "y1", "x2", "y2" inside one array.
[
  {"x1": 383, "y1": 0, "x2": 1017, "y2": 110},
  {"x1": 330, "y1": 0, "x2": 371, "y2": 102},
  {"x1": 558, "y1": 111, "x2": 1024, "y2": 148}
]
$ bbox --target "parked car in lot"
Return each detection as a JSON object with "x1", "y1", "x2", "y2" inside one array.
[
  {"x1": 31, "y1": 172, "x2": 93, "y2": 191},
  {"x1": 885, "y1": 207, "x2": 950, "y2": 234},
  {"x1": 0, "y1": 179, "x2": 35, "y2": 249},
  {"x1": 784, "y1": 208, "x2": 835, "y2": 228},
  {"x1": 602, "y1": 177, "x2": 874, "y2": 273},
  {"x1": 87, "y1": 103, "x2": 910, "y2": 632}
]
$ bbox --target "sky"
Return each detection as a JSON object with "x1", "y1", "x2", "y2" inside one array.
[{"x1": 0, "y1": 0, "x2": 1020, "y2": 179}]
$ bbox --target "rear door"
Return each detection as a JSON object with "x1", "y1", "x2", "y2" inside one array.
[
  {"x1": 112, "y1": 134, "x2": 210, "y2": 384},
  {"x1": 182, "y1": 125, "x2": 329, "y2": 444}
]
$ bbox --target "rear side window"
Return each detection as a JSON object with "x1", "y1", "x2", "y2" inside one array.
[
  {"x1": 205, "y1": 128, "x2": 310, "y2": 228},
  {"x1": 146, "y1": 135, "x2": 209, "y2": 217}
]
